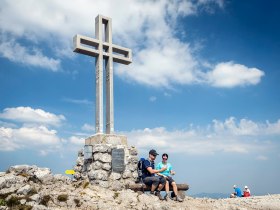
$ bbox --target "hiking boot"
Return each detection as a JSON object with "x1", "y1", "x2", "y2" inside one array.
[
  {"x1": 175, "y1": 195, "x2": 183, "y2": 202},
  {"x1": 155, "y1": 191, "x2": 164, "y2": 200},
  {"x1": 164, "y1": 193, "x2": 171, "y2": 201}
]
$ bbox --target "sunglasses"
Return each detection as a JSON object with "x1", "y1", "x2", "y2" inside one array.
[{"x1": 162, "y1": 157, "x2": 168, "y2": 160}]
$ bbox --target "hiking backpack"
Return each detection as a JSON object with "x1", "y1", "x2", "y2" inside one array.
[{"x1": 135, "y1": 157, "x2": 146, "y2": 183}]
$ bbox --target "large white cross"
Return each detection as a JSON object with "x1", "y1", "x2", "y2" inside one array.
[{"x1": 73, "y1": 15, "x2": 132, "y2": 134}]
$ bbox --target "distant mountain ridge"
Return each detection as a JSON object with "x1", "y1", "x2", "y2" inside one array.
[{"x1": 191, "y1": 192, "x2": 229, "y2": 199}]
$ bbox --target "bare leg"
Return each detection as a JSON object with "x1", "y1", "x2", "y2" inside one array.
[
  {"x1": 165, "y1": 181, "x2": 170, "y2": 194},
  {"x1": 151, "y1": 184, "x2": 157, "y2": 192},
  {"x1": 158, "y1": 183, "x2": 165, "y2": 191},
  {"x1": 172, "y1": 182, "x2": 178, "y2": 195}
]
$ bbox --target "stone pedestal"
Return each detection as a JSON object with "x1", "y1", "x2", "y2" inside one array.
[
  {"x1": 85, "y1": 133, "x2": 127, "y2": 145},
  {"x1": 74, "y1": 134, "x2": 138, "y2": 191}
]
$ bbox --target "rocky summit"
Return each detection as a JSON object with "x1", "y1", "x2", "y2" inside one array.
[{"x1": 0, "y1": 165, "x2": 279, "y2": 210}]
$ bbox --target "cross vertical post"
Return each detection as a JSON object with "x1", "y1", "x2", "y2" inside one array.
[{"x1": 73, "y1": 15, "x2": 132, "y2": 135}]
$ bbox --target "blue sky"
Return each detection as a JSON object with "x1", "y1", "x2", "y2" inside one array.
[{"x1": 0, "y1": 0, "x2": 280, "y2": 195}]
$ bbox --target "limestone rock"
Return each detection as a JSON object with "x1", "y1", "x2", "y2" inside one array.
[
  {"x1": 0, "y1": 174, "x2": 23, "y2": 189},
  {"x1": 102, "y1": 163, "x2": 111, "y2": 171},
  {"x1": 111, "y1": 181, "x2": 123, "y2": 191},
  {"x1": 122, "y1": 170, "x2": 132, "y2": 179},
  {"x1": 34, "y1": 168, "x2": 53, "y2": 183},
  {"x1": 30, "y1": 194, "x2": 40, "y2": 202},
  {"x1": 76, "y1": 157, "x2": 84, "y2": 166},
  {"x1": 17, "y1": 184, "x2": 32, "y2": 195},
  {"x1": 128, "y1": 156, "x2": 138, "y2": 164},
  {"x1": 53, "y1": 174, "x2": 71, "y2": 183},
  {"x1": 129, "y1": 146, "x2": 138, "y2": 156},
  {"x1": 92, "y1": 144, "x2": 112, "y2": 153},
  {"x1": 126, "y1": 163, "x2": 137, "y2": 172},
  {"x1": 91, "y1": 161, "x2": 102, "y2": 170},
  {"x1": 93, "y1": 153, "x2": 112, "y2": 163},
  {"x1": 1, "y1": 164, "x2": 280, "y2": 210},
  {"x1": 109, "y1": 172, "x2": 121, "y2": 180},
  {"x1": 88, "y1": 170, "x2": 108, "y2": 181}
]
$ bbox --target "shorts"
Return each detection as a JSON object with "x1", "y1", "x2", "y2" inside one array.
[
  {"x1": 143, "y1": 176, "x2": 166, "y2": 186},
  {"x1": 166, "y1": 176, "x2": 175, "y2": 185}
]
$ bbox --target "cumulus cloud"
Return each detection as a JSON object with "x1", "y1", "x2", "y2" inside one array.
[
  {"x1": 206, "y1": 62, "x2": 265, "y2": 88},
  {"x1": 1, "y1": 0, "x2": 259, "y2": 89},
  {"x1": 0, "y1": 107, "x2": 66, "y2": 152},
  {"x1": 123, "y1": 117, "x2": 280, "y2": 155},
  {"x1": 0, "y1": 107, "x2": 65, "y2": 127},
  {"x1": 69, "y1": 136, "x2": 84, "y2": 146},
  {"x1": 81, "y1": 123, "x2": 95, "y2": 132},
  {"x1": 0, "y1": 38, "x2": 60, "y2": 71},
  {"x1": 0, "y1": 126, "x2": 61, "y2": 151}
]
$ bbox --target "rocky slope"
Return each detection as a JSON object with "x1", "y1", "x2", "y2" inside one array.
[{"x1": 0, "y1": 165, "x2": 279, "y2": 210}]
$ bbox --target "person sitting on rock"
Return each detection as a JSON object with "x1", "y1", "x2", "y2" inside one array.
[
  {"x1": 142, "y1": 149, "x2": 167, "y2": 200},
  {"x1": 243, "y1": 186, "x2": 251, "y2": 197},
  {"x1": 156, "y1": 153, "x2": 183, "y2": 202},
  {"x1": 230, "y1": 185, "x2": 243, "y2": 198}
]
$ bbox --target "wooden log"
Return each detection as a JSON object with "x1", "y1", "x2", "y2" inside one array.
[{"x1": 127, "y1": 183, "x2": 189, "y2": 192}]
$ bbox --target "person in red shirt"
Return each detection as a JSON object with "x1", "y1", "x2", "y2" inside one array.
[{"x1": 243, "y1": 186, "x2": 251, "y2": 197}]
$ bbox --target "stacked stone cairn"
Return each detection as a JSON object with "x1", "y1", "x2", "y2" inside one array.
[{"x1": 73, "y1": 144, "x2": 138, "y2": 191}]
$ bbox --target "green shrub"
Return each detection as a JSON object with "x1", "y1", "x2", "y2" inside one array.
[
  {"x1": 57, "y1": 194, "x2": 68, "y2": 202},
  {"x1": 82, "y1": 181, "x2": 89, "y2": 189},
  {"x1": 6, "y1": 196, "x2": 20, "y2": 207},
  {"x1": 0, "y1": 198, "x2": 6, "y2": 206}
]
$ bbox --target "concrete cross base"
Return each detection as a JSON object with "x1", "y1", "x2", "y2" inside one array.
[{"x1": 85, "y1": 133, "x2": 127, "y2": 146}]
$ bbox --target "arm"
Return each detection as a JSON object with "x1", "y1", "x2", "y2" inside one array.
[
  {"x1": 169, "y1": 164, "x2": 175, "y2": 175},
  {"x1": 146, "y1": 166, "x2": 167, "y2": 174}
]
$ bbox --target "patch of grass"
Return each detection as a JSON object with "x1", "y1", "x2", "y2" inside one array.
[
  {"x1": 0, "y1": 198, "x2": 6, "y2": 206},
  {"x1": 113, "y1": 192, "x2": 120, "y2": 199},
  {"x1": 39, "y1": 195, "x2": 51, "y2": 206},
  {"x1": 18, "y1": 173, "x2": 29, "y2": 178},
  {"x1": 57, "y1": 194, "x2": 68, "y2": 202},
  {"x1": 6, "y1": 196, "x2": 20, "y2": 207},
  {"x1": 74, "y1": 198, "x2": 81, "y2": 207},
  {"x1": 82, "y1": 181, "x2": 89, "y2": 189},
  {"x1": 17, "y1": 204, "x2": 33, "y2": 210}
]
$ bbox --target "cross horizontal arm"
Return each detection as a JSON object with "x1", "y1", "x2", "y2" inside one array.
[
  {"x1": 73, "y1": 34, "x2": 99, "y2": 57},
  {"x1": 73, "y1": 34, "x2": 132, "y2": 65}
]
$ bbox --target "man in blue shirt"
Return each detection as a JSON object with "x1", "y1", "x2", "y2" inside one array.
[
  {"x1": 142, "y1": 149, "x2": 167, "y2": 200},
  {"x1": 230, "y1": 185, "x2": 243, "y2": 198},
  {"x1": 156, "y1": 153, "x2": 183, "y2": 202}
]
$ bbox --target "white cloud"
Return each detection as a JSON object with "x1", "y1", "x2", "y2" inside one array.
[
  {"x1": 0, "y1": 126, "x2": 62, "y2": 151},
  {"x1": 0, "y1": 107, "x2": 65, "y2": 127},
  {"x1": 81, "y1": 123, "x2": 95, "y2": 132},
  {"x1": 62, "y1": 98, "x2": 93, "y2": 106},
  {"x1": 1, "y1": 0, "x2": 254, "y2": 89},
  {"x1": 69, "y1": 136, "x2": 84, "y2": 146},
  {"x1": 256, "y1": 155, "x2": 268, "y2": 161},
  {"x1": 0, "y1": 38, "x2": 60, "y2": 71},
  {"x1": 123, "y1": 117, "x2": 280, "y2": 155},
  {"x1": 206, "y1": 62, "x2": 265, "y2": 88}
]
